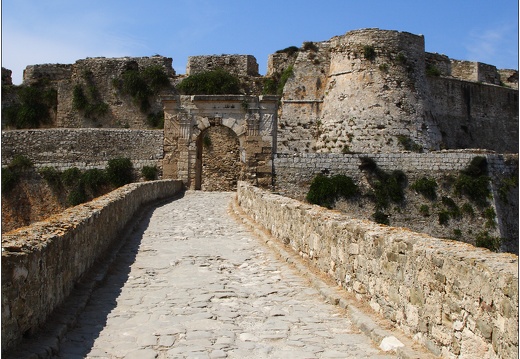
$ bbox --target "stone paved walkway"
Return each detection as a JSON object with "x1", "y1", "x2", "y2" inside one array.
[{"x1": 55, "y1": 191, "x2": 396, "y2": 359}]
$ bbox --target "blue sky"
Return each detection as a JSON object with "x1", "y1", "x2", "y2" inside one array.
[{"x1": 2, "y1": 0, "x2": 518, "y2": 84}]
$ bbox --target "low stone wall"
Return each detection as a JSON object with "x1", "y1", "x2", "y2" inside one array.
[
  {"x1": 1, "y1": 180, "x2": 183, "y2": 351},
  {"x1": 1, "y1": 128, "x2": 164, "y2": 171},
  {"x1": 236, "y1": 182, "x2": 518, "y2": 358}
]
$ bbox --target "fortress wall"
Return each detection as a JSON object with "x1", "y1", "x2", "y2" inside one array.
[
  {"x1": 1, "y1": 180, "x2": 184, "y2": 351},
  {"x1": 428, "y1": 77, "x2": 519, "y2": 153},
  {"x1": 186, "y1": 55, "x2": 259, "y2": 76},
  {"x1": 55, "y1": 56, "x2": 175, "y2": 128},
  {"x1": 1, "y1": 128, "x2": 164, "y2": 171},
  {"x1": 313, "y1": 29, "x2": 443, "y2": 154},
  {"x1": 237, "y1": 182, "x2": 518, "y2": 358},
  {"x1": 273, "y1": 152, "x2": 519, "y2": 254}
]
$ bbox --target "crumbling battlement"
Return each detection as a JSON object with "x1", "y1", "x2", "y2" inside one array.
[{"x1": 186, "y1": 54, "x2": 259, "y2": 77}]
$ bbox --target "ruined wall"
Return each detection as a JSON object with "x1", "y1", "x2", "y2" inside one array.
[
  {"x1": 1, "y1": 180, "x2": 184, "y2": 352},
  {"x1": 186, "y1": 55, "x2": 259, "y2": 76},
  {"x1": 1, "y1": 129, "x2": 164, "y2": 171},
  {"x1": 273, "y1": 151, "x2": 519, "y2": 254},
  {"x1": 237, "y1": 182, "x2": 518, "y2": 359},
  {"x1": 21, "y1": 56, "x2": 176, "y2": 128}
]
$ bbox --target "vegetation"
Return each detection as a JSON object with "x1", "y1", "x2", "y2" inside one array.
[
  {"x1": 306, "y1": 173, "x2": 359, "y2": 209},
  {"x1": 141, "y1": 166, "x2": 158, "y2": 181},
  {"x1": 176, "y1": 68, "x2": 240, "y2": 95},
  {"x1": 426, "y1": 64, "x2": 441, "y2": 77},
  {"x1": 1, "y1": 155, "x2": 34, "y2": 193},
  {"x1": 147, "y1": 111, "x2": 164, "y2": 129},
  {"x1": 454, "y1": 156, "x2": 491, "y2": 207},
  {"x1": 397, "y1": 135, "x2": 422, "y2": 152},
  {"x1": 373, "y1": 210, "x2": 389, "y2": 225},
  {"x1": 72, "y1": 70, "x2": 109, "y2": 120},
  {"x1": 475, "y1": 231, "x2": 501, "y2": 252},
  {"x1": 2, "y1": 84, "x2": 57, "y2": 128},
  {"x1": 275, "y1": 46, "x2": 299, "y2": 56},
  {"x1": 410, "y1": 177, "x2": 437, "y2": 200},
  {"x1": 106, "y1": 157, "x2": 134, "y2": 187},
  {"x1": 114, "y1": 65, "x2": 170, "y2": 112},
  {"x1": 363, "y1": 45, "x2": 376, "y2": 60}
]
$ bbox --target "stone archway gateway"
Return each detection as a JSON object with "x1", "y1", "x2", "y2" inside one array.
[{"x1": 162, "y1": 95, "x2": 278, "y2": 190}]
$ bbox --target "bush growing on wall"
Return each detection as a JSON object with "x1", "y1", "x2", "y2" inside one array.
[
  {"x1": 306, "y1": 173, "x2": 358, "y2": 209},
  {"x1": 176, "y1": 69, "x2": 241, "y2": 95},
  {"x1": 106, "y1": 158, "x2": 134, "y2": 187},
  {"x1": 141, "y1": 165, "x2": 158, "y2": 181},
  {"x1": 2, "y1": 84, "x2": 56, "y2": 129}
]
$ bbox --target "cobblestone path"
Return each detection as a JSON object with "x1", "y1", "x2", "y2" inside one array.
[{"x1": 56, "y1": 191, "x2": 396, "y2": 359}]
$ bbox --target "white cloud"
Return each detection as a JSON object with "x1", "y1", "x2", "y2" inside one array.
[{"x1": 466, "y1": 24, "x2": 518, "y2": 69}]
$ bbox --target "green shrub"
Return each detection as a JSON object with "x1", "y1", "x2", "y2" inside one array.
[
  {"x1": 2, "y1": 167, "x2": 19, "y2": 193},
  {"x1": 363, "y1": 45, "x2": 376, "y2": 60},
  {"x1": 411, "y1": 177, "x2": 437, "y2": 200},
  {"x1": 67, "y1": 186, "x2": 87, "y2": 206},
  {"x1": 277, "y1": 66, "x2": 294, "y2": 95},
  {"x1": 453, "y1": 229, "x2": 462, "y2": 238},
  {"x1": 303, "y1": 42, "x2": 319, "y2": 52},
  {"x1": 461, "y1": 202, "x2": 475, "y2": 217},
  {"x1": 203, "y1": 135, "x2": 212, "y2": 149},
  {"x1": 358, "y1": 156, "x2": 378, "y2": 172},
  {"x1": 275, "y1": 46, "x2": 299, "y2": 56},
  {"x1": 147, "y1": 111, "x2": 164, "y2": 129},
  {"x1": 454, "y1": 156, "x2": 491, "y2": 207},
  {"x1": 81, "y1": 168, "x2": 107, "y2": 193},
  {"x1": 438, "y1": 211, "x2": 450, "y2": 225},
  {"x1": 483, "y1": 207, "x2": 496, "y2": 229},
  {"x1": 331, "y1": 174, "x2": 359, "y2": 199},
  {"x1": 419, "y1": 204, "x2": 430, "y2": 217},
  {"x1": 142, "y1": 65, "x2": 170, "y2": 93},
  {"x1": 426, "y1": 64, "x2": 441, "y2": 76},
  {"x1": 306, "y1": 173, "x2": 358, "y2": 209},
  {"x1": 2, "y1": 85, "x2": 56, "y2": 128},
  {"x1": 498, "y1": 175, "x2": 518, "y2": 203},
  {"x1": 475, "y1": 231, "x2": 501, "y2": 252},
  {"x1": 373, "y1": 210, "x2": 389, "y2": 225},
  {"x1": 61, "y1": 167, "x2": 82, "y2": 187},
  {"x1": 441, "y1": 196, "x2": 461, "y2": 219},
  {"x1": 8, "y1": 155, "x2": 33, "y2": 171},
  {"x1": 73, "y1": 72, "x2": 109, "y2": 120},
  {"x1": 176, "y1": 69, "x2": 241, "y2": 95},
  {"x1": 397, "y1": 135, "x2": 422, "y2": 152},
  {"x1": 106, "y1": 158, "x2": 134, "y2": 187},
  {"x1": 262, "y1": 78, "x2": 278, "y2": 95},
  {"x1": 141, "y1": 166, "x2": 158, "y2": 181},
  {"x1": 39, "y1": 166, "x2": 62, "y2": 189}
]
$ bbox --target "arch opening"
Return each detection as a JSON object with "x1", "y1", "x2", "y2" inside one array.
[{"x1": 195, "y1": 124, "x2": 243, "y2": 191}]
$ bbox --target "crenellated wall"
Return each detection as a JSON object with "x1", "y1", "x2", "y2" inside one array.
[
  {"x1": 237, "y1": 182, "x2": 518, "y2": 359},
  {"x1": 1, "y1": 180, "x2": 184, "y2": 352}
]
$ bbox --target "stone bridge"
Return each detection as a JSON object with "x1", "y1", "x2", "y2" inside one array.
[{"x1": 2, "y1": 181, "x2": 517, "y2": 358}]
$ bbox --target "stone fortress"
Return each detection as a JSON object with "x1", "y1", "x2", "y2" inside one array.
[
  {"x1": 1, "y1": 28, "x2": 519, "y2": 358},
  {"x1": 2, "y1": 28, "x2": 518, "y2": 251}
]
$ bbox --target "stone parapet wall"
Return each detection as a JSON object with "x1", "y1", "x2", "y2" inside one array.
[
  {"x1": 236, "y1": 182, "x2": 518, "y2": 358},
  {"x1": 1, "y1": 180, "x2": 184, "y2": 351},
  {"x1": 1, "y1": 129, "x2": 164, "y2": 171}
]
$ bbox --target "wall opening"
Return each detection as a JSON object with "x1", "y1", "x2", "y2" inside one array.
[{"x1": 195, "y1": 124, "x2": 243, "y2": 191}]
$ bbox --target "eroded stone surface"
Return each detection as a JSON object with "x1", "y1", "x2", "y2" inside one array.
[{"x1": 55, "y1": 191, "x2": 394, "y2": 359}]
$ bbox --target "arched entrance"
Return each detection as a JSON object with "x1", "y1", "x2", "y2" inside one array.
[{"x1": 195, "y1": 125, "x2": 243, "y2": 191}]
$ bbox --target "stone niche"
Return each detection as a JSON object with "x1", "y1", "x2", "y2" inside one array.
[{"x1": 162, "y1": 95, "x2": 278, "y2": 190}]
